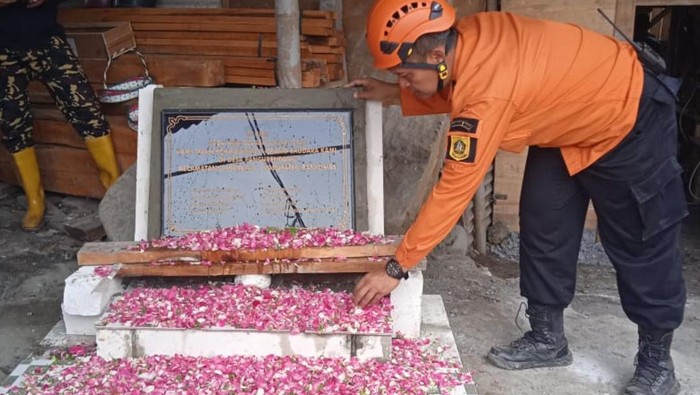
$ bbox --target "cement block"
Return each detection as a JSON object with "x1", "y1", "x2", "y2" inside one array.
[
  {"x1": 62, "y1": 304, "x2": 101, "y2": 336},
  {"x1": 95, "y1": 325, "x2": 391, "y2": 361},
  {"x1": 234, "y1": 274, "x2": 272, "y2": 288},
  {"x1": 63, "y1": 266, "x2": 123, "y2": 316},
  {"x1": 391, "y1": 268, "x2": 424, "y2": 338}
]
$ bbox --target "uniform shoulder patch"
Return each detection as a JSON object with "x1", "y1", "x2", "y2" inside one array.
[
  {"x1": 446, "y1": 134, "x2": 477, "y2": 163},
  {"x1": 450, "y1": 118, "x2": 479, "y2": 134}
]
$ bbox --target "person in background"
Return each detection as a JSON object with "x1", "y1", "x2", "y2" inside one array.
[
  {"x1": 350, "y1": 1, "x2": 687, "y2": 394},
  {"x1": 0, "y1": 0, "x2": 120, "y2": 230}
]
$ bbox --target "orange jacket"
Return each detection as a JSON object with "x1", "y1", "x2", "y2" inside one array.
[{"x1": 395, "y1": 12, "x2": 644, "y2": 269}]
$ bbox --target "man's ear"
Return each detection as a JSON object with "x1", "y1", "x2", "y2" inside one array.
[{"x1": 430, "y1": 46, "x2": 447, "y2": 64}]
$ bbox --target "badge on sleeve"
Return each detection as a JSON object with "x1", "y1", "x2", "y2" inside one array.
[
  {"x1": 447, "y1": 134, "x2": 477, "y2": 163},
  {"x1": 450, "y1": 118, "x2": 479, "y2": 134}
]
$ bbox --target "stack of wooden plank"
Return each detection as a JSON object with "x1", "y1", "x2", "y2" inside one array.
[{"x1": 58, "y1": 7, "x2": 347, "y2": 87}]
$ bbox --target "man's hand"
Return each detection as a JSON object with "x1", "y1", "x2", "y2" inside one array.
[
  {"x1": 0, "y1": 0, "x2": 17, "y2": 7},
  {"x1": 353, "y1": 269, "x2": 401, "y2": 308},
  {"x1": 345, "y1": 77, "x2": 401, "y2": 106},
  {"x1": 26, "y1": 0, "x2": 45, "y2": 8}
]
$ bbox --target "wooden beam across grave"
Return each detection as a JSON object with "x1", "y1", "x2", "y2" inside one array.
[
  {"x1": 77, "y1": 239, "x2": 401, "y2": 266},
  {"x1": 114, "y1": 257, "x2": 389, "y2": 277}
]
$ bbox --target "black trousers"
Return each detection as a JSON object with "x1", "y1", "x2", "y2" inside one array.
[
  {"x1": 519, "y1": 72, "x2": 688, "y2": 330},
  {"x1": 0, "y1": 34, "x2": 109, "y2": 154}
]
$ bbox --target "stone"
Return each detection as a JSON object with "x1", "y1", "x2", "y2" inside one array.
[
  {"x1": 64, "y1": 215, "x2": 106, "y2": 242},
  {"x1": 487, "y1": 221, "x2": 510, "y2": 245},
  {"x1": 62, "y1": 266, "x2": 124, "y2": 316},
  {"x1": 61, "y1": 196, "x2": 100, "y2": 214},
  {"x1": 391, "y1": 268, "x2": 424, "y2": 338},
  {"x1": 99, "y1": 164, "x2": 136, "y2": 242}
]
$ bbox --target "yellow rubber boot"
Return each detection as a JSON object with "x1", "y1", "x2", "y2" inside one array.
[
  {"x1": 12, "y1": 147, "x2": 45, "y2": 231},
  {"x1": 85, "y1": 134, "x2": 120, "y2": 190}
]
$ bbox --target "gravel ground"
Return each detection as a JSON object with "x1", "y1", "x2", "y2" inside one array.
[{"x1": 489, "y1": 229, "x2": 613, "y2": 266}]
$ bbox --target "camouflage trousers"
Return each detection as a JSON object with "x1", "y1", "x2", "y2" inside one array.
[{"x1": 0, "y1": 35, "x2": 109, "y2": 154}]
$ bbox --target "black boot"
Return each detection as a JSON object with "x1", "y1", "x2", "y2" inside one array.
[
  {"x1": 623, "y1": 328, "x2": 680, "y2": 395},
  {"x1": 487, "y1": 303, "x2": 572, "y2": 370}
]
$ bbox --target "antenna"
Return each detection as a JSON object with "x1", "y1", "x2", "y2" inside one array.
[
  {"x1": 596, "y1": 7, "x2": 667, "y2": 74},
  {"x1": 596, "y1": 8, "x2": 642, "y2": 52}
]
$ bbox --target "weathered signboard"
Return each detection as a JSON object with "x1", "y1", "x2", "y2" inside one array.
[{"x1": 161, "y1": 110, "x2": 353, "y2": 235}]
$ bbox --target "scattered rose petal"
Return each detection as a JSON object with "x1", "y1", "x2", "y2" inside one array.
[
  {"x1": 100, "y1": 283, "x2": 392, "y2": 334},
  {"x1": 9, "y1": 338, "x2": 472, "y2": 394}
]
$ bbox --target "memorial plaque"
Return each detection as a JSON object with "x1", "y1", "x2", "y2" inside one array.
[
  {"x1": 162, "y1": 110, "x2": 353, "y2": 235},
  {"x1": 148, "y1": 88, "x2": 367, "y2": 239}
]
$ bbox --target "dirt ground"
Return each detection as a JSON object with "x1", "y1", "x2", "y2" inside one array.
[{"x1": 1, "y1": 182, "x2": 699, "y2": 394}]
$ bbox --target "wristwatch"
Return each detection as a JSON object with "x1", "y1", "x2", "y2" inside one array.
[{"x1": 385, "y1": 258, "x2": 409, "y2": 280}]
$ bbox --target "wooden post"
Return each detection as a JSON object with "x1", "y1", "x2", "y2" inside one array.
[
  {"x1": 275, "y1": 0, "x2": 302, "y2": 89},
  {"x1": 473, "y1": 183, "x2": 487, "y2": 253},
  {"x1": 486, "y1": 0, "x2": 498, "y2": 11},
  {"x1": 365, "y1": 100, "x2": 384, "y2": 235},
  {"x1": 134, "y1": 85, "x2": 160, "y2": 242}
]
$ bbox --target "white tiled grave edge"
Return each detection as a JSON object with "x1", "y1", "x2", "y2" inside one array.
[
  {"x1": 96, "y1": 325, "x2": 391, "y2": 362},
  {"x1": 421, "y1": 294, "x2": 477, "y2": 395}
]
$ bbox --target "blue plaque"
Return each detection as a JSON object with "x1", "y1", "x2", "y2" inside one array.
[{"x1": 161, "y1": 110, "x2": 354, "y2": 236}]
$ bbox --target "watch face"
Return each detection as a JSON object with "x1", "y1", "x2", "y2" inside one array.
[{"x1": 386, "y1": 259, "x2": 405, "y2": 280}]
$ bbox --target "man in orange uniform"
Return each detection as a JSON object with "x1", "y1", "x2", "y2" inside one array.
[{"x1": 350, "y1": 1, "x2": 686, "y2": 394}]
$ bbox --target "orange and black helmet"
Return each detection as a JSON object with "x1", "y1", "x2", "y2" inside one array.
[{"x1": 366, "y1": 0, "x2": 456, "y2": 70}]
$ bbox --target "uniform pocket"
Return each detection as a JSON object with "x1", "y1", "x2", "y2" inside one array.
[{"x1": 630, "y1": 157, "x2": 688, "y2": 241}]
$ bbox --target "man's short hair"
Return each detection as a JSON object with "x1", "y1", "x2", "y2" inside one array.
[{"x1": 407, "y1": 28, "x2": 453, "y2": 61}]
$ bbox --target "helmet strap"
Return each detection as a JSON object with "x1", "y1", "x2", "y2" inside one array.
[{"x1": 399, "y1": 28, "x2": 456, "y2": 92}]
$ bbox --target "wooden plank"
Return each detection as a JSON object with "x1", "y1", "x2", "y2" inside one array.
[
  {"x1": 116, "y1": 258, "x2": 384, "y2": 277},
  {"x1": 302, "y1": 69, "x2": 321, "y2": 88},
  {"x1": 636, "y1": 0, "x2": 700, "y2": 4},
  {"x1": 224, "y1": 67, "x2": 275, "y2": 78},
  {"x1": 30, "y1": 105, "x2": 67, "y2": 122},
  {"x1": 614, "y1": 0, "x2": 636, "y2": 38},
  {"x1": 302, "y1": 53, "x2": 344, "y2": 63},
  {"x1": 59, "y1": 8, "x2": 334, "y2": 19},
  {"x1": 64, "y1": 22, "x2": 136, "y2": 60},
  {"x1": 0, "y1": 143, "x2": 136, "y2": 199},
  {"x1": 224, "y1": 74, "x2": 276, "y2": 86},
  {"x1": 30, "y1": 117, "x2": 136, "y2": 154},
  {"x1": 60, "y1": 14, "x2": 332, "y2": 29},
  {"x1": 28, "y1": 81, "x2": 104, "y2": 104},
  {"x1": 135, "y1": 31, "x2": 277, "y2": 41},
  {"x1": 137, "y1": 44, "x2": 278, "y2": 58},
  {"x1": 77, "y1": 239, "x2": 401, "y2": 266},
  {"x1": 79, "y1": 56, "x2": 226, "y2": 87},
  {"x1": 501, "y1": 0, "x2": 616, "y2": 34},
  {"x1": 223, "y1": 57, "x2": 276, "y2": 70}
]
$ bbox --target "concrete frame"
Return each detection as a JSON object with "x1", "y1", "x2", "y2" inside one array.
[{"x1": 140, "y1": 87, "x2": 368, "y2": 240}]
